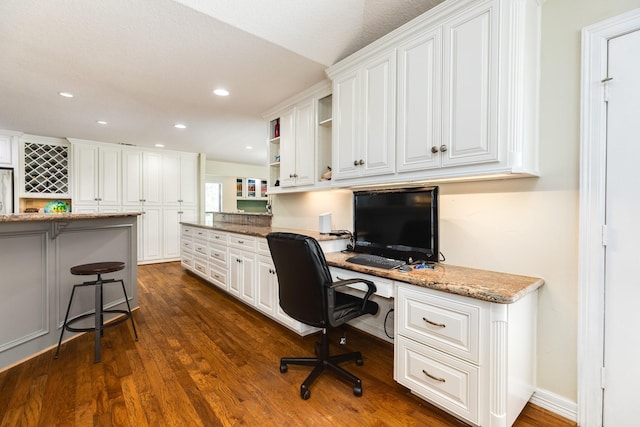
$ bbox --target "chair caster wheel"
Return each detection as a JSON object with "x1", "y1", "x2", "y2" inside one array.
[
  {"x1": 353, "y1": 385, "x2": 362, "y2": 397},
  {"x1": 280, "y1": 364, "x2": 288, "y2": 373},
  {"x1": 300, "y1": 385, "x2": 311, "y2": 400},
  {"x1": 356, "y1": 358, "x2": 364, "y2": 366}
]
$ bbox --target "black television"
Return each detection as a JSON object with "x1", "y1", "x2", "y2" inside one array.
[{"x1": 352, "y1": 186, "x2": 439, "y2": 263}]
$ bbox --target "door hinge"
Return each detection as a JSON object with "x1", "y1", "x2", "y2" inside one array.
[
  {"x1": 602, "y1": 224, "x2": 608, "y2": 247},
  {"x1": 601, "y1": 366, "x2": 606, "y2": 389},
  {"x1": 602, "y1": 76, "x2": 613, "y2": 102}
]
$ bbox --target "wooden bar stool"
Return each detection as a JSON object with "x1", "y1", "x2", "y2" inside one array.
[{"x1": 54, "y1": 261, "x2": 138, "y2": 363}]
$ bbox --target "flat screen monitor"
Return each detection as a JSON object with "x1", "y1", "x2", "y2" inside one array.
[{"x1": 353, "y1": 186, "x2": 439, "y2": 263}]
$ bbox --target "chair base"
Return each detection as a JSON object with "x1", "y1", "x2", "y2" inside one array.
[{"x1": 280, "y1": 329, "x2": 364, "y2": 400}]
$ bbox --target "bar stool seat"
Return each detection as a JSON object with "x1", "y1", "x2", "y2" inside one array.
[{"x1": 55, "y1": 261, "x2": 138, "y2": 363}]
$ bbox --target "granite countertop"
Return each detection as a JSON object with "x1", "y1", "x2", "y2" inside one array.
[
  {"x1": 180, "y1": 220, "x2": 349, "y2": 242},
  {"x1": 0, "y1": 212, "x2": 141, "y2": 222},
  {"x1": 324, "y1": 251, "x2": 544, "y2": 304}
]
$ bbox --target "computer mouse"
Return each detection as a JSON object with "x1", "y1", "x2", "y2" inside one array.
[{"x1": 398, "y1": 265, "x2": 412, "y2": 272}]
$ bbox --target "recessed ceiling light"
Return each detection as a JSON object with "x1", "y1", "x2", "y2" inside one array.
[
  {"x1": 213, "y1": 88, "x2": 229, "y2": 97},
  {"x1": 59, "y1": 92, "x2": 74, "y2": 98},
  {"x1": 96, "y1": 120, "x2": 108, "y2": 125},
  {"x1": 155, "y1": 144, "x2": 165, "y2": 148},
  {"x1": 174, "y1": 124, "x2": 187, "y2": 129},
  {"x1": 245, "y1": 146, "x2": 253, "y2": 150}
]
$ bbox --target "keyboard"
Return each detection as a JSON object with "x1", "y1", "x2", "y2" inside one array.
[{"x1": 346, "y1": 253, "x2": 406, "y2": 270}]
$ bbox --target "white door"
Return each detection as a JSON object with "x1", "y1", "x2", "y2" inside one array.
[{"x1": 603, "y1": 29, "x2": 640, "y2": 426}]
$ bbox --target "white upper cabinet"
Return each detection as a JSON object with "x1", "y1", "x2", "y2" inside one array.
[
  {"x1": 0, "y1": 133, "x2": 15, "y2": 166},
  {"x1": 71, "y1": 141, "x2": 121, "y2": 208},
  {"x1": 440, "y1": 2, "x2": 498, "y2": 167},
  {"x1": 397, "y1": 29, "x2": 442, "y2": 172},
  {"x1": 162, "y1": 152, "x2": 198, "y2": 206},
  {"x1": 331, "y1": 50, "x2": 396, "y2": 181},
  {"x1": 277, "y1": 99, "x2": 315, "y2": 188},
  {"x1": 328, "y1": 0, "x2": 540, "y2": 185},
  {"x1": 122, "y1": 149, "x2": 162, "y2": 206}
]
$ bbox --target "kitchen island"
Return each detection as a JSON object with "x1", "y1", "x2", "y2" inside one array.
[{"x1": 0, "y1": 213, "x2": 139, "y2": 371}]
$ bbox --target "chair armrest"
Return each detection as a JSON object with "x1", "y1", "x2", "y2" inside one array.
[{"x1": 329, "y1": 279, "x2": 377, "y2": 311}]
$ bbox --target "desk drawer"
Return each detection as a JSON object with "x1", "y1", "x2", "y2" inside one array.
[
  {"x1": 330, "y1": 267, "x2": 394, "y2": 298},
  {"x1": 396, "y1": 335, "x2": 478, "y2": 424},
  {"x1": 397, "y1": 285, "x2": 481, "y2": 364}
]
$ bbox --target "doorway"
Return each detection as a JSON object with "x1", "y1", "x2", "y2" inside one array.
[{"x1": 579, "y1": 8, "x2": 640, "y2": 426}]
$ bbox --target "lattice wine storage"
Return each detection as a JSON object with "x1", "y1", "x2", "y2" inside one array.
[{"x1": 23, "y1": 141, "x2": 69, "y2": 195}]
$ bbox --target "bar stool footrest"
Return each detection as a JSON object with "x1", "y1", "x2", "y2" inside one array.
[{"x1": 64, "y1": 309, "x2": 132, "y2": 333}]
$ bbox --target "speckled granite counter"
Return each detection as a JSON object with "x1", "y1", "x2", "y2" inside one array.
[
  {"x1": 180, "y1": 220, "x2": 348, "y2": 243},
  {"x1": 324, "y1": 251, "x2": 543, "y2": 304},
  {"x1": 180, "y1": 220, "x2": 543, "y2": 304},
  {"x1": 0, "y1": 212, "x2": 140, "y2": 222}
]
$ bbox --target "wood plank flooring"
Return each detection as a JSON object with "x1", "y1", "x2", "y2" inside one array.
[{"x1": 0, "y1": 262, "x2": 576, "y2": 426}]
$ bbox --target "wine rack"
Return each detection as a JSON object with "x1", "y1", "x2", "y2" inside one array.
[{"x1": 23, "y1": 141, "x2": 69, "y2": 195}]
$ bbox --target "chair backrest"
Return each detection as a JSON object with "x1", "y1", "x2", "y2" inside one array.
[{"x1": 266, "y1": 232, "x2": 333, "y2": 328}]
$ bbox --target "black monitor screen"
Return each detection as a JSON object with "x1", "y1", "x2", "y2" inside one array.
[{"x1": 353, "y1": 186, "x2": 439, "y2": 263}]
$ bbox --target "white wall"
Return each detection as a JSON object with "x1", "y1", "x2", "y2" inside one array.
[
  {"x1": 270, "y1": 0, "x2": 640, "y2": 405},
  {"x1": 206, "y1": 160, "x2": 268, "y2": 212}
]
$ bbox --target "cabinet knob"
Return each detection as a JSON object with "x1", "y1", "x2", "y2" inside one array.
[
  {"x1": 358, "y1": 159, "x2": 364, "y2": 165},
  {"x1": 431, "y1": 146, "x2": 439, "y2": 154},
  {"x1": 353, "y1": 160, "x2": 358, "y2": 166},
  {"x1": 289, "y1": 174, "x2": 294, "y2": 178},
  {"x1": 439, "y1": 144, "x2": 447, "y2": 152}
]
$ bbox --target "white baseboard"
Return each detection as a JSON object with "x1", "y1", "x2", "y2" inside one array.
[{"x1": 529, "y1": 388, "x2": 577, "y2": 423}]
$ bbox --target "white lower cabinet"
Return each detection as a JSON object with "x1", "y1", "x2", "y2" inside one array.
[
  {"x1": 394, "y1": 283, "x2": 537, "y2": 427},
  {"x1": 180, "y1": 226, "x2": 317, "y2": 336}
]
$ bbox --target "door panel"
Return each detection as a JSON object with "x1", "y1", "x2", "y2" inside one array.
[{"x1": 603, "y1": 29, "x2": 640, "y2": 426}]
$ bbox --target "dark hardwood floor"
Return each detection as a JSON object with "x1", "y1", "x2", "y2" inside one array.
[{"x1": 0, "y1": 262, "x2": 576, "y2": 426}]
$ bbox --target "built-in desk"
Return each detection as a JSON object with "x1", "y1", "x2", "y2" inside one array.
[
  {"x1": 0, "y1": 213, "x2": 139, "y2": 372},
  {"x1": 180, "y1": 222, "x2": 543, "y2": 427}
]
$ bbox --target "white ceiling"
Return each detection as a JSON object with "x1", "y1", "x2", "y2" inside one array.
[{"x1": 0, "y1": 0, "x2": 444, "y2": 166}]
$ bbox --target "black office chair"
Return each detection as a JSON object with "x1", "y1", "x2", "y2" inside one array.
[{"x1": 266, "y1": 232, "x2": 379, "y2": 400}]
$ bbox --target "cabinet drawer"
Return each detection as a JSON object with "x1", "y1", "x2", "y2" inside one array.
[
  {"x1": 182, "y1": 226, "x2": 195, "y2": 237},
  {"x1": 397, "y1": 285, "x2": 481, "y2": 363},
  {"x1": 330, "y1": 267, "x2": 394, "y2": 298},
  {"x1": 181, "y1": 239, "x2": 194, "y2": 253},
  {"x1": 181, "y1": 254, "x2": 194, "y2": 269},
  {"x1": 257, "y1": 238, "x2": 270, "y2": 256},
  {"x1": 209, "y1": 264, "x2": 227, "y2": 290},
  {"x1": 193, "y1": 241, "x2": 208, "y2": 257},
  {"x1": 396, "y1": 335, "x2": 478, "y2": 424},
  {"x1": 193, "y1": 258, "x2": 209, "y2": 278},
  {"x1": 209, "y1": 244, "x2": 227, "y2": 266},
  {"x1": 209, "y1": 230, "x2": 228, "y2": 244},
  {"x1": 228, "y1": 233, "x2": 256, "y2": 250},
  {"x1": 193, "y1": 228, "x2": 209, "y2": 240}
]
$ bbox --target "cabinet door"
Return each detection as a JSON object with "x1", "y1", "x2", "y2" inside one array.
[
  {"x1": 239, "y1": 251, "x2": 256, "y2": 304},
  {"x1": 0, "y1": 135, "x2": 13, "y2": 166},
  {"x1": 142, "y1": 152, "x2": 162, "y2": 204},
  {"x1": 73, "y1": 144, "x2": 99, "y2": 205},
  {"x1": 442, "y1": 2, "x2": 498, "y2": 167},
  {"x1": 161, "y1": 153, "x2": 180, "y2": 206},
  {"x1": 256, "y1": 255, "x2": 277, "y2": 316},
  {"x1": 141, "y1": 206, "x2": 162, "y2": 262},
  {"x1": 228, "y1": 248, "x2": 242, "y2": 298},
  {"x1": 122, "y1": 150, "x2": 142, "y2": 206},
  {"x1": 279, "y1": 108, "x2": 296, "y2": 187},
  {"x1": 397, "y1": 30, "x2": 442, "y2": 172},
  {"x1": 361, "y1": 50, "x2": 396, "y2": 177},
  {"x1": 163, "y1": 208, "x2": 181, "y2": 259},
  {"x1": 98, "y1": 146, "x2": 121, "y2": 206},
  {"x1": 332, "y1": 71, "x2": 361, "y2": 180},
  {"x1": 292, "y1": 99, "x2": 315, "y2": 186},
  {"x1": 179, "y1": 154, "x2": 198, "y2": 205}
]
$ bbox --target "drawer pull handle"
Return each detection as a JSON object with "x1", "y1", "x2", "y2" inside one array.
[
  {"x1": 422, "y1": 370, "x2": 446, "y2": 383},
  {"x1": 423, "y1": 317, "x2": 446, "y2": 328},
  {"x1": 238, "y1": 240, "x2": 244, "y2": 244}
]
